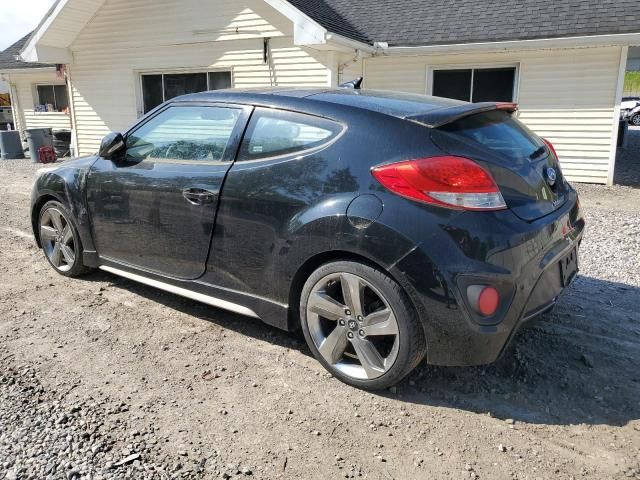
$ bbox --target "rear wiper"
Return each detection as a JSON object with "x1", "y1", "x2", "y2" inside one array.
[{"x1": 529, "y1": 146, "x2": 547, "y2": 159}]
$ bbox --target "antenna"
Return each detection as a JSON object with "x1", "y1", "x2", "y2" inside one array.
[{"x1": 339, "y1": 77, "x2": 363, "y2": 90}]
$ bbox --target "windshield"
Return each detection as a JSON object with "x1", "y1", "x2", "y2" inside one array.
[{"x1": 439, "y1": 110, "x2": 547, "y2": 162}]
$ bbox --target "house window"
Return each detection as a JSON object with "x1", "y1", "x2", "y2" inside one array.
[
  {"x1": 35, "y1": 85, "x2": 69, "y2": 113},
  {"x1": 431, "y1": 67, "x2": 517, "y2": 103},
  {"x1": 141, "y1": 71, "x2": 232, "y2": 114}
]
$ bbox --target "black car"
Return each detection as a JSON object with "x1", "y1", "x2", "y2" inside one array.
[{"x1": 31, "y1": 88, "x2": 584, "y2": 390}]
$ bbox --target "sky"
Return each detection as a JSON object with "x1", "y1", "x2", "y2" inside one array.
[
  {"x1": 0, "y1": 0, "x2": 56, "y2": 93},
  {"x1": 0, "y1": 0, "x2": 57, "y2": 51}
]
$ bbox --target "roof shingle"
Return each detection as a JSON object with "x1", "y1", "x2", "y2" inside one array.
[
  {"x1": 0, "y1": 33, "x2": 53, "y2": 71},
  {"x1": 288, "y1": 0, "x2": 640, "y2": 46}
]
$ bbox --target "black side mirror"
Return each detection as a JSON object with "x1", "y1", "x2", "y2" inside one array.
[{"x1": 99, "y1": 132, "x2": 125, "y2": 159}]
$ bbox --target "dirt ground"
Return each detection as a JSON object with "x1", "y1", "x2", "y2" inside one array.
[{"x1": 0, "y1": 153, "x2": 639, "y2": 479}]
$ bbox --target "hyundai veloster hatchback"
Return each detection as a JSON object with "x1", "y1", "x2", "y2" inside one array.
[{"x1": 31, "y1": 88, "x2": 584, "y2": 389}]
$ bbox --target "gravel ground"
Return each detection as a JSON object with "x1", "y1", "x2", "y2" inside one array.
[{"x1": 0, "y1": 144, "x2": 639, "y2": 479}]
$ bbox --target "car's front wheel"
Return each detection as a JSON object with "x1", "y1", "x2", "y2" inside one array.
[
  {"x1": 39, "y1": 200, "x2": 92, "y2": 277},
  {"x1": 631, "y1": 114, "x2": 640, "y2": 126},
  {"x1": 300, "y1": 261, "x2": 426, "y2": 390}
]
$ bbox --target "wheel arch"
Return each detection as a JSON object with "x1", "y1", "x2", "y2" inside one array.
[
  {"x1": 31, "y1": 165, "x2": 98, "y2": 258},
  {"x1": 32, "y1": 193, "x2": 66, "y2": 247},
  {"x1": 287, "y1": 249, "x2": 427, "y2": 339}
]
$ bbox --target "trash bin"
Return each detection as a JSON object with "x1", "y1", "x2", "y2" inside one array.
[
  {"x1": 0, "y1": 130, "x2": 24, "y2": 159},
  {"x1": 25, "y1": 128, "x2": 54, "y2": 162},
  {"x1": 52, "y1": 129, "x2": 72, "y2": 158}
]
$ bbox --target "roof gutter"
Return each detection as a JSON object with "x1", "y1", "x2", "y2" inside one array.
[
  {"x1": 325, "y1": 33, "x2": 375, "y2": 54},
  {"x1": 0, "y1": 66, "x2": 57, "y2": 74},
  {"x1": 375, "y1": 32, "x2": 640, "y2": 56}
]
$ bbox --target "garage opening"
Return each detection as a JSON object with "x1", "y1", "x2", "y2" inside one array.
[{"x1": 615, "y1": 46, "x2": 640, "y2": 186}]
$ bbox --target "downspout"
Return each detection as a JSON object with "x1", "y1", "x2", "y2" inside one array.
[
  {"x1": 348, "y1": 42, "x2": 388, "y2": 87},
  {"x1": 337, "y1": 50, "x2": 363, "y2": 85},
  {"x1": 64, "y1": 64, "x2": 80, "y2": 157},
  {"x1": 264, "y1": 37, "x2": 278, "y2": 87}
]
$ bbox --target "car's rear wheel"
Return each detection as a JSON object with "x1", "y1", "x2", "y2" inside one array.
[
  {"x1": 300, "y1": 261, "x2": 426, "y2": 390},
  {"x1": 39, "y1": 200, "x2": 91, "y2": 277}
]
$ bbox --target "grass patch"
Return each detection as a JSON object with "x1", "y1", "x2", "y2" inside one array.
[{"x1": 624, "y1": 71, "x2": 640, "y2": 96}]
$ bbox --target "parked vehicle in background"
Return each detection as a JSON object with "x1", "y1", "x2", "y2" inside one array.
[
  {"x1": 627, "y1": 103, "x2": 640, "y2": 126},
  {"x1": 30, "y1": 88, "x2": 584, "y2": 390},
  {"x1": 621, "y1": 96, "x2": 640, "y2": 120}
]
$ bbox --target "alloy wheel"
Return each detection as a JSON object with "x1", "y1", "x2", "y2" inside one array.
[
  {"x1": 633, "y1": 114, "x2": 640, "y2": 126},
  {"x1": 306, "y1": 272, "x2": 400, "y2": 380},
  {"x1": 40, "y1": 207, "x2": 76, "y2": 272}
]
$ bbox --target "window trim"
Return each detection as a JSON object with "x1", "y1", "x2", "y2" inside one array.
[
  {"x1": 237, "y1": 107, "x2": 346, "y2": 163},
  {"x1": 426, "y1": 63, "x2": 520, "y2": 103},
  {"x1": 33, "y1": 82, "x2": 69, "y2": 114},
  {"x1": 135, "y1": 68, "x2": 234, "y2": 117}
]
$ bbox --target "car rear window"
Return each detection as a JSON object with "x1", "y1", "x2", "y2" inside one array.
[{"x1": 439, "y1": 110, "x2": 546, "y2": 162}]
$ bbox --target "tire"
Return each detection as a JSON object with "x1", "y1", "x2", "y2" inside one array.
[
  {"x1": 300, "y1": 260, "x2": 426, "y2": 390},
  {"x1": 631, "y1": 114, "x2": 640, "y2": 126},
  {"x1": 38, "y1": 200, "x2": 92, "y2": 278}
]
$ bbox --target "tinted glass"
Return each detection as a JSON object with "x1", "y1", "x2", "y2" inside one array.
[
  {"x1": 163, "y1": 73, "x2": 208, "y2": 101},
  {"x1": 126, "y1": 106, "x2": 241, "y2": 163},
  {"x1": 142, "y1": 75, "x2": 163, "y2": 114},
  {"x1": 240, "y1": 109, "x2": 342, "y2": 160},
  {"x1": 37, "y1": 85, "x2": 69, "y2": 112},
  {"x1": 36, "y1": 86, "x2": 55, "y2": 107},
  {"x1": 440, "y1": 110, "x2": 545, "y2": 162},
  {"x1": 208, "y1": 71, "x2": 232, "y2": 90},
  {"x1": 432, "y1": 70, "x2": 472, "y2": 102},
  {"x1": 473, "y1": 68, "x2": 515, "y2": 102},
  {"x1": 53, "y1": 85, "x2": 69, "y2": 110}
]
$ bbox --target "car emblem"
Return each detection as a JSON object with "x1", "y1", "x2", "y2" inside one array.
[{"x1": 545, "y1": 167, "x2": 557, "y2": 187}]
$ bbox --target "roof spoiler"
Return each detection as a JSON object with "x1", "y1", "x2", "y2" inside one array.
[{"x1": 406, "y1": 102, "x2": 518, "y2": 128}]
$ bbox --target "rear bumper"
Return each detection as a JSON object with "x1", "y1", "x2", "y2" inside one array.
[{"x1": 393, "y1": 188, "x2": 584, "y2": 366}]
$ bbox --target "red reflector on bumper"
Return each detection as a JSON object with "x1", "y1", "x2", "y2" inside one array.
[{"x1": 467, "y1": 285, "x2": 500, "y2": 317}]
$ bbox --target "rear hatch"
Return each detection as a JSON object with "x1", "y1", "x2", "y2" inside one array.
[{"x1": 411, "y1": 106, "x2": 570, "y2": 221}]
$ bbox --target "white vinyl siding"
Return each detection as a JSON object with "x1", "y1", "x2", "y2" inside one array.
[
  {"x1": 364, "y1": 46, "x2": 622, "y2": 184},
  {"x1": 68, "y1": 0, "x2": 331, "y2": 155},
  {"x1": 7, "y1": 70, "x2": 72, "y2": 132}
]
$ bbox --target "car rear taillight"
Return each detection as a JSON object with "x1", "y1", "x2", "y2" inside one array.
[
  {"x1": 543, "y1": 139, "x2": 558, "y2": 159},
  {"x1": 371, "y1": 156, "x2": 507, "y2": 211}
]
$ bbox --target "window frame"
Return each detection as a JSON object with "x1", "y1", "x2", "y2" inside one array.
[
  {"x1": 33, "y1": 83, "x2": 70, "y2": 114},
  {"x1": 136, "y1": 68, "x2": 234, "y2": 116},
  {"x1": 122, "y1": 101, "x2": 253, "y2": 165},
  {"x1": 237, "y1": 107, "x2": 346, "y2": 162},
  {"x1": 426, "y1": 63, "x2": 520, "y2": 103}
]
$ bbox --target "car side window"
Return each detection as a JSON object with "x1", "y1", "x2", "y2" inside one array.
[
  {"x1": 239, "y1": 108, "x2": 342, "y2": 160},
  {"x1": 125, "y1": 105, "x2": 241, "y2": 163}
]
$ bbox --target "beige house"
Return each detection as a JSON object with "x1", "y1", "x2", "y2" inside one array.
[
  {"x1": 15, "y1": 0, "x2": 640, "y2": 184},
  {"x1": 0, "y1": 34, "x2": 72, "y2": 133}
]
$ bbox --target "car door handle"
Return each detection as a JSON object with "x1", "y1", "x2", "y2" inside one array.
[{"x1": 182, "y1": 187, "x2": 218, "y2": 206}]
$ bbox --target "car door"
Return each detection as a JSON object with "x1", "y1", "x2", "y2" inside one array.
[{"x1": 86, "y1": 102, "x2": 251, "y2": 279}]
